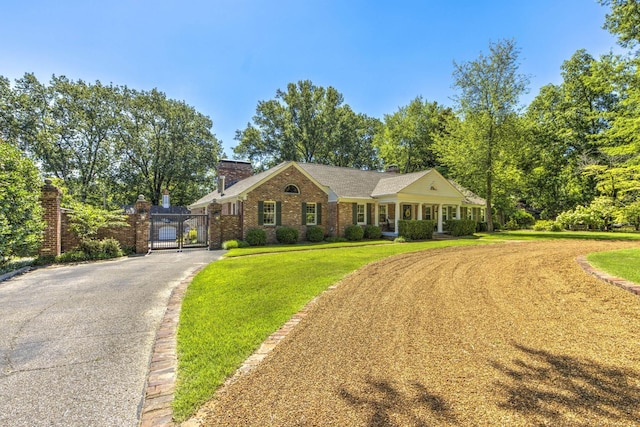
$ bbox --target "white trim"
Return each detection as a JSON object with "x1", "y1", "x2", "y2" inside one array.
[
  {"x1": 263, "y1": 200, "x2": 276, "y2": 226},
  {"x1": 356, "y1": 203, "x2": 366, "y2": 225},
  {"x1": 305, "y1": 202, "x2": 317, "y2": 225}
]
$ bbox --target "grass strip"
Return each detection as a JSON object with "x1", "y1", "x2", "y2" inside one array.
[{"x1": 587, "y1": 247, "x2": 640, "y2": 284}]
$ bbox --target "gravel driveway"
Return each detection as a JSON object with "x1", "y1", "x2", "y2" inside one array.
[
  {"x1": 0, "y1": 249, "x2": 223, "y2": 427},
  {"x1": 193, "y1": 240, "x2": 640, "y2": 426}
]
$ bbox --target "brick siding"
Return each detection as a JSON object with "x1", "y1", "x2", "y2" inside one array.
[{"x1": 243, "y1": 164, "x2": 328, "y2": 243}]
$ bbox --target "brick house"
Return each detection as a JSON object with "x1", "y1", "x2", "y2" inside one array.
[{"x1": 189, "y1": 159, "x2": 486, "y2": 242}]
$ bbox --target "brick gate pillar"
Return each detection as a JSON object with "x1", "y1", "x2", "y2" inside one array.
[
  {"x1": 135, "y1": 195, "x2": 151, "y2": 254},
  {"x1": 39, "y1": 179, "x2": 62, "y2": 257},
  {"x1": 208, "y1": 201, "x2": 222, "y2": 249}
]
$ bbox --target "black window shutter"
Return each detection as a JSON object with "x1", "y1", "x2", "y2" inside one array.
[
  {"x1": 276, "y1": 201, "x2": 282, "y2": 226},
  {"x1": 367, "y1": 203, "x2": 373, "y2": 225},
  {"x1": 301, "y1": 202, "x2": 307, "y2": 225},
  {"x1": 352, "y1": 203, "x2": 357, "y2": 224},
  {"x1": 317, "y1": 202, "x2": 322, "y2": 225},
  {"x1": 258, "y1": 201, "x2": 264, "y2": 225}
]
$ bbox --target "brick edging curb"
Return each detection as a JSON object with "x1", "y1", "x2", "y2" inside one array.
[
  {"x1": 576, "y1": 255, "x2": 640, "y2": 296},
  {"x1": 139, "y1": 262, "x2": 213, "y2": 427}
]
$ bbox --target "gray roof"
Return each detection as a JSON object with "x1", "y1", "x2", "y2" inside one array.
[
  {"x1": 190, "y1": 161, "x2": 486, "y2": 207},
  {"x1": 448, "y1": 180, "x2": 486, "y2": 205},
  {"x1": 297, "y1": 163, "x2": 383, "y2": 198},
  {"x1": 371, "y1": 170, "x2": 430, "y2": 197}
]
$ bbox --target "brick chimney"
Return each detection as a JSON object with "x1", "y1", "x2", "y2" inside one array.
[
  {"x1": 385, "y1": 164, "x2": 400, "y2": 174},
  {"x1": 217, "y1": 159, "x2": 252, "y2": 192}
]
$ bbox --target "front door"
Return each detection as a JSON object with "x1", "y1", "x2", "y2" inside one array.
[{"x1": 402, "y1": 204, "x2": 412, "y2": 220}]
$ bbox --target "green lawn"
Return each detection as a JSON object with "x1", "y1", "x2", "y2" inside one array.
[
  {"x1": 587, "y1": 248, "x2": 640, "y2": 284},
  {"x1": 174, "y1": 238, "x2": 491, "y2": 420},
  {"x1": 173, "y1": 229, "x2": 640, "y2": 421}
]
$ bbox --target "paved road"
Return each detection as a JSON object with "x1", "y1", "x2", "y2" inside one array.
[{"x1": 0, "y1": 249, "x2": 223, "y2": 427}]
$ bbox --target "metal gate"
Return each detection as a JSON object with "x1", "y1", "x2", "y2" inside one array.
[{"x1": 150, "y1": 213, "x2": 209, "y2": 250}]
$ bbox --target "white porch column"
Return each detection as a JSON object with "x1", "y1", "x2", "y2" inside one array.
[
  {"x1": 395, "y1": 201, "x2": 400, "y2": 234},
  {"x1": 418, "y1": 203, "x2": 423, "y2": 221},
  {"x1": 437, "y1": 203, "x2": 443, "y2": 233},
  {"x1": 374, "y1": 204, "x2": 379, "y2": 226},
  {"x1": 456, "y1": 205, "x2": 461, "y2": 220}
]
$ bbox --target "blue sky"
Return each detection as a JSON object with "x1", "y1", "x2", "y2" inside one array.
[{"x1": 1, "y1": 1, "x2": 621, "y2": 156}]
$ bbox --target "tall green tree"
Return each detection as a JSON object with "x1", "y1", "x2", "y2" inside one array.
[
  {"x1": 12, "y1": 74, "x2": 119, "y2": 204},
  {"x1": 114, "y1": 88, "x2": 221, "y2": 206},
  {"x1": 599, "y1": 0, "x2": 640, "y2": 51},
  {"x1": 0, "y1": 141, "x2": 43, "y2": 264},
  {"x1": 234, "y1": 80, "x2": 380, "y2": 170},
  {"x1": 374, "y1": 97, "x2": 450, "y2": 172},
  {"x1": 435, "y1": 39, "x2": 528, "y2": 231}
]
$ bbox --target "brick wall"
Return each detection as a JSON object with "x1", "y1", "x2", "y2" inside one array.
[
  {"x1": 39, "y1": 181, "x2": 62, "y2": 257},
  {"x1": 336, "y1": 201, "x2": 355, "y2": 238},
  {"x1": 243, "y1": 164, "x2": 328, "y2": 243},
  {"x1": 39, "y1": 183, "x2": 151, "y2": 256}
]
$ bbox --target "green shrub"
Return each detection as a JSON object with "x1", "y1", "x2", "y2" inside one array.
[
  {"x1": 246, "y1": 228, "x2": 267, "y2": 246},
  {"x1": 0, "y1": 143, "x2": 44, "y2": 266},
  {"x1": 476, "y1": 222, "x2": 488, "y2": 232},
  {"x1": 445, "y1": 220, "x2": 476, "y2": 236},
  {"x1": 276, "y1": 227, "x2": 299, "y2": 244},
  {"x1": 504, "y1": 219, "x2": 519, "y2": 230},
  {"x1": 509, "y1": 209, "x2": 535, "y2": 229},
  {"x1": 121, "y1": 245, "x2": 136, "y2": 255},
  {"x1": 394, "y1": 236, "x2": 408, "y2": 243},
  {"x1": 306, "y1": 226, "x2": 324, "y2": 242},
  {"x1": 33, "y1": 255, "x2": 56, "y2": 266},
  {"x1": 325, "y1": 236, "x2": 347, "y2": 243},
  {"x1": 56, "y1": 250, "x2": 88, "y2": 263},
  {"x1": 533, "y1": 220, "x2": 549, "y2": 231},
  {"x1": 188, "y1": 228, "x2": 198, "y2": 243},
  {"x1": 345, "y1": 225, "x2": 364, "y2": 241},
  {"x1": 101, "y1": 238, "x2": 123, "y2": 258},
  {"x1": 364, "y1": 225, "x2": 382, "y2": 239},
  {"x1": 78, "y1": 239, "x2": 103, "y2": 258},
  {"x1": 398, "y1": 220, "x2": 434, "y2": 240},
  {"x1": 549, "y1": 222, "x2": 563, "y2": 232},
  {"x1": 238, "y1": 240, "x2": 250, "y2": 248},
  {"x1": 222, "y1": 240, "x2": 239, "y2": 250}
]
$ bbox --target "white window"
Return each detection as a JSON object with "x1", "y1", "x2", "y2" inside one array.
[
  {"x1": 442, "y1": 206, "x2": 449, "y2": 221},
  {"x1": 357, "y1": 204, "x2": 366, "y2": 224},
  {"x1": 306, "y1": 203, "x2": 317, "y2": 225},
  {"x1": 424, "y1": 206, "x2": 432, "y2": 220},
  {"x1": 379, "y1": 204, "x2": 387, "y2": 223},
  {"x1": 451, "y1": 207, "x2": 457, "y2": 219},
  {"x1": 480, "y1": 208, "x2": 486, "y2": 222},
  {"x1": 263, "y1": 201, "x2": 276, "y2": 226}
]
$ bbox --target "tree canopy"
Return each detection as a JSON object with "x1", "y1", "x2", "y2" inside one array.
[
  {"x1": 1, "y1": 74, "x2": 221, "y2": 207},
  {"x1": 234, "y1": 80, "x2": 381, "y2": 170},
  {"x1": 435, "y1": 39, "x2": 528, "y2": 231},
  {"x1": 0, "y1": 141, "x2": 43, "y2": 263}
]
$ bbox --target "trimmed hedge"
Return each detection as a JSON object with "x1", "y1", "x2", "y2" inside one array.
[
  {"x1": 398, "y1": 220, "x2": 434, "y2": 240},
  {"x1": 364, "y1": 225, "x2": 382, "y2": 239},
  {"x1": 246, "y1": 228, "x2": 267, "y2": 246},
  {"x1": 276, "y1": 227, "x2": 299, "y2": 244},
  {"x1": 306, "y1": 226, "x2": 324, "y2": 242},
  {"x1": 345, "y1": 225, "x2": 364, "y2": 241},
  {"x1": 445, "y1": 219, "x2": 477, "y2": 237}
]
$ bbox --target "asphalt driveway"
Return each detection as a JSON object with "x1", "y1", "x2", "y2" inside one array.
[{"x1": 0, "y1": 249, "x2": 223, "y2": 427}]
